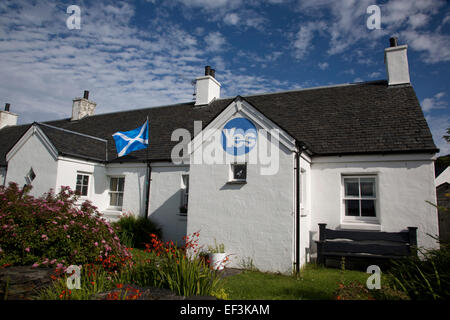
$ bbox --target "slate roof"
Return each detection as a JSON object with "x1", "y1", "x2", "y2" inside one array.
[{"x1": 0, "y1": 80, "x2": 438, "y2": 165}]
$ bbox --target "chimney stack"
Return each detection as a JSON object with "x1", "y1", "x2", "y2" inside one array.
[
  {"x1": 195, "y1": 66, "x2": 221, "y2": 106},
  {"x1": 0, "y1": 103, "x2": 18, "y2": 130},
  {"x1": 384, "y1": 37, "x2": 410, "y2": 86},
  {"x1": 71, "y1": 90, "x2": 97, "y2": 121}
]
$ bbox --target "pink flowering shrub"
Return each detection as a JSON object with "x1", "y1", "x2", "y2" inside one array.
[{"x1": 0, "y1": 182, "x2": 130, "y2": 268}]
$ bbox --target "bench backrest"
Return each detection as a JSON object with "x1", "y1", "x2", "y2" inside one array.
[{"x1": 317, "y1": 223, "x2": 417, "y2": 257}]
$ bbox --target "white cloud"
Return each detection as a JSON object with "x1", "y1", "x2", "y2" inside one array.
[
  {"x1": 318, "y1": 62, "x2": 329, "y2": 70},
  {"x1": 292, "y1": 0, "x2": 449, "y2": 64},
  {"x1": 0, "y1": 1, "x2": 291, "y2": 125},
  {"x1": 368, "y1": 71, "x2": 381, "y2": 78},
  {"x1": 224, "y1": 13, "x2": 240, "y2": 25},
  {"x1": 204, "y1": 32, "x2": 227, "y2": 52},
  {"x1": 292, "y1": 21, "x2": 326, "y2": 59},
  {"x1": 174, "y1": 0, "x2": 243, "y2": 10},
  {"x1": 421, "y1": 92, "x2": 447, "y2": 113},
  {"x1": 401, "y1": 30, "x2": 450, "y2": 63}
]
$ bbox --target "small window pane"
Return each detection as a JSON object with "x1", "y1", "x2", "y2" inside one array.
[
  {"x1": 29, "y1": 169, "x2": 36, "y2": 181},
  {"x1": 345, "y1": 200, "x2": 360, "y2": 216},
  {"x1": 117, "y1": 193, "x2": 124, "y2": 207},
  {"x1": 76, "y1": 185, "x2": 82, "y2": 194},
  {"x1": 83, "y1": 175, "x2": 89, "y2": 185},
  {"x1": 361, "y1": 200, "x2": 376, "y2": 217},
  {"x1": 344, "y1": 178, "x2": 359, "y2": 197},
  {"x1": 82, "y1": 186, "x2": 88, "y2": 196},
  {"x1": 360, "y1": 178, "x2": 375, "y2": 197},
  {"x1": 110, "y1": 178, "x2": 118, "y2": 191},
  {"x1": 118, "y1": 178, "x2": 124, "y2": 192},
  {"x1": 233, "y1": 164, "x2": 247, "y2": 180},
  {"x1": 110, "y1": 193, "x2": 118, "y2": 206},
  {"x1": 76, "y1": 175, "x2": 82, "y2": 185}
]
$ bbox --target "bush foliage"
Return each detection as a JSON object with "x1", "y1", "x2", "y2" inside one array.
[
  {"x1": 112, "y1": 214, "x2": 162, "y2": 249},
  {"x1": 388, "y1": 242, "x2": 450, "y2": 300},
  {"x1": 0, "y1": 183, "x2": 129, "y2": 268}
]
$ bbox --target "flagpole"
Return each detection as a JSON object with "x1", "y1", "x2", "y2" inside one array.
[{"x1": 144, "y1": 116, "x2": 150, "y2": 220}]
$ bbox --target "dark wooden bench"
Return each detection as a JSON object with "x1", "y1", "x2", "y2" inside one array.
[{"x1": 316, "y1": 223, "x2": 417, "y2": 267}]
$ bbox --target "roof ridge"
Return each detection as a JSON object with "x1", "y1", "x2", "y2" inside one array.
[
  {"x1": 37, "y1": 122, "x2": 108, "y2": 142},
  {"x1": 232, "y1": 79, "x2": 389, "y2": 100},
  {"x1": 12, "y1": 80, "x2": 390, "y2": 128}
]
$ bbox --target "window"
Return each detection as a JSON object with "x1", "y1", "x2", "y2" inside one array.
[
  {"x1": 180, "y1": 174, "x2": 189, "y2": 214},
  {"x1": 230, "y1": 163, "x2": 247, "y2": 182},
  {"x1": 109, "y1": 177, "x2": 125, "y2": 209},
  {"x1": 25, "y1": 168, "x2": 36, "y2": 185},
  {"x1": 75, "y1": 174, "x2": 90, "y2": 196},
  {"x1": 343, "y1": 176, "x2": 377, "y2": 220}
]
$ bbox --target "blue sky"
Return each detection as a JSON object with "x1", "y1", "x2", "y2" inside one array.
[{"x1": 0, "y1": 0, "x2": 449, "y2": 155}]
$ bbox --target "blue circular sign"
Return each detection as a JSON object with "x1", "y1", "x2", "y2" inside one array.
[{"x1": 221, "y1": 118, "x2": 257, "y2": 155}]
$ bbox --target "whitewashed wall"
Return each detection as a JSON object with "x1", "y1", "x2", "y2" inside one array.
[
  {"x1": 148, "y1": 163, "x2": 189, "y2": 245},
  {"x1": 105, "y1": 163, "x2": 147, "y2": 217},
  {"x1": 5, "y1": 132, "x2": 58, "y2": 197},
  {"x1": 310, "y1": 153, "x2": 439, "y2": 252},
  {"x1": 56, "y1": 157, "x2": 108, "y2": 210},
  {"x1": 187, "y1": 116, "x2": 295, "y2": 273},
  {"x1": 56, "y1": 159, "x2": 148, "y2": 221}
]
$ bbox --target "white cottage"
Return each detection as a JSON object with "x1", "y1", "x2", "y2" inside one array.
[{"x1": 0, "y1": 38, "x2": 440, "y2": 273}]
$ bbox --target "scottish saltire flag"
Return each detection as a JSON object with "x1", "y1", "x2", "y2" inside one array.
[{"x1": 112, "y1": 120, "x2": 149, "y2": 157}]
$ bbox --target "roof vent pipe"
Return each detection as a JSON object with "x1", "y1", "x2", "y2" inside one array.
[
  {"x1": 5, "y1": 103, "x2": 10, "y2": 112},
  {"x1": 389, "y1": 37, "x2": 398, "y2": 47},
  {"x1": 83, "y1": 90, "x2": 89, "y2": 99},
  {"x1": 205, "y1": 66, "x2": 210, "y2": 76},
  {"x1": 204, "y1": 66, "x2": 216, "y2": 78}
]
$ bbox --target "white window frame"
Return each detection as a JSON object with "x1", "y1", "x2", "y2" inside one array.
[
  {"x1": 108, "y1": 176, "x2": 125, "y2": 210},
  {"x1": 75, "y1": 172, "x2": 91, "y2": 198},
  {"x1": 341, "y1": 175, "x2": 378, "y2": 223},
  {"x1": 228, "y1": 162, "x2": 247, "y2": 183}
]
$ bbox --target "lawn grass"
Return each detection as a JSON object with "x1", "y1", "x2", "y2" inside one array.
[{"x1": 222, "y1": 263, "x2": 372, "y2": 300}]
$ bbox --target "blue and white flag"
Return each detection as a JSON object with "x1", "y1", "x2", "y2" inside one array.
[{"x1": 112, "y1": 120, "x2": 149, "y2": 157}]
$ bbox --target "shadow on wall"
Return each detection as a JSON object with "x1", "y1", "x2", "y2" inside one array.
[
  {"x1": 148, "y1": 190, "x2": 187, "y2": 246},
  {"x1": 93, "y1": 165, "x2": 107, "y2": 198},
  {"x1": 219, "y1": 183, "x2": 246, "y2": 191}
]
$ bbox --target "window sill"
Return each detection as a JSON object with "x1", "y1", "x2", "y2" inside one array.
[
  {"x1": 339, "y1": 222, "x2": 381, "y2": 231},
  {"x1": 104, "y1": 208, "x2": 123, "y2": 214},
  {"x1": 101, "y1": 209, "x2": 123, "y2": 222},
  {"x1": 227, "y1": 179, "x2": 247, "y2": 185}
]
